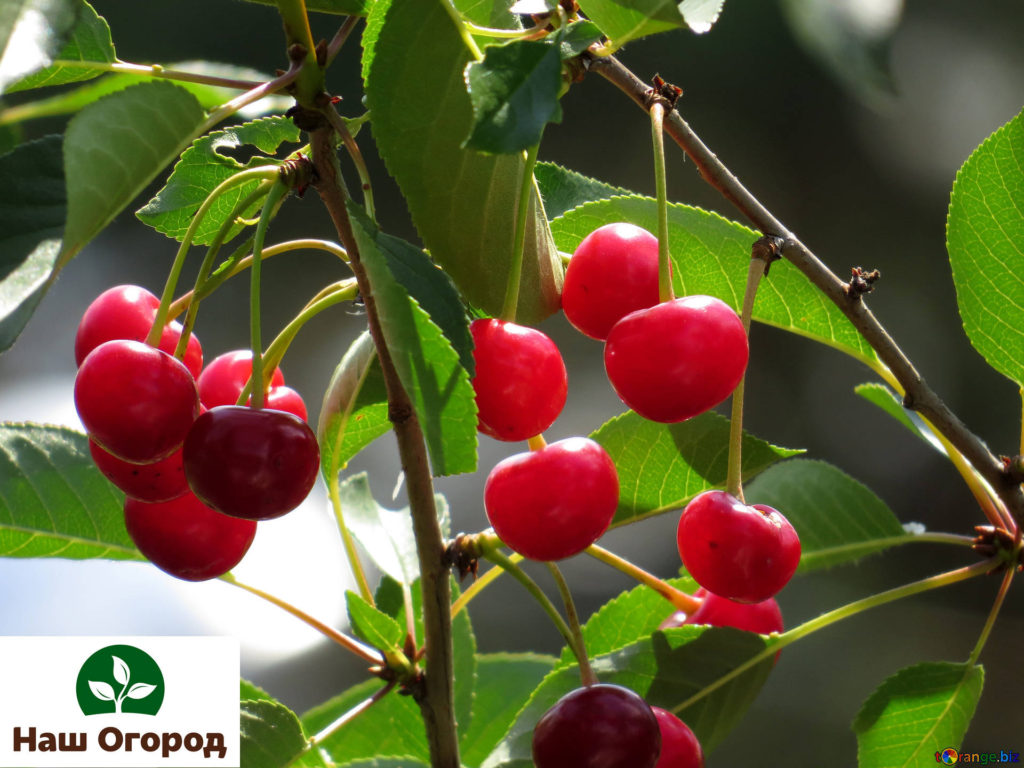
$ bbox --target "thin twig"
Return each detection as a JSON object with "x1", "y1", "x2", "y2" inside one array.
[{"x1": 589, "y1": 53, "x2": 1024, "y2": 526}]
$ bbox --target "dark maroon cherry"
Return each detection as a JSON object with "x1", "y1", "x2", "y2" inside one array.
[
  {"x1": 470, "y1": 318, "x2": 567, "y2": 442},
  {"x1": 484, "y1": 437, "x2": 618, "y2": 561},
  {"x1": 677, "y1": 490, "x2": 800, "y2": 603},
  {"x1": 75, "y1": 284, "x2": 203, "y2": 378},
  {"x1": 651, "y1": 707, "x2": 704, "y2": 768},
  {"x1": 90, "y1": 439, "x2": 189, "y2": 503},
  {"x1": 75, "y1": 339, "x2": 200, "y2": 463},
  {"x1": 562, "y1": 223, "x2": 661, "y2": 341},
  {"x1": 604, "y1": 295, "x2": 748, "y2": 423},
  {"x1": 183, "y1": 406, "x2": 320, "y2": 521},
  {"x1": 124, "y1": 491, "x2": 257, "y2": 581},
  {"x1": 532, "y1": 683, "x2": 661, "y2": 768}
]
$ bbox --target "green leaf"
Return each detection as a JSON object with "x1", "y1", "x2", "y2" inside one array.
[
  {"x1": 3, "y1": 61, "x2": 292, "y2": 126},
  {"x1": 745, "y1": 459, "x2": 908, "y2": 572},
  {"x1": 0, "y1": 424, "x2": 141, "y2": 560},
  {"x1": 363, "y1": 0, "x2": 562, "y2": 325},
  {"x1": 591, "y1": 410, "x2": 801, "y2": 527},
  {"x1": 240, "y1": 678, "x2": 276, "y2": 703},
  {"x1": 373, "y1": 576, "x2": 477, "y2": 733},
  {"x1": 534, "y1": 161, "x2": 631, "y2": 221},
  {"x1": 464, "y1": 39, "x2": 563, "y2": 154},
  {"x1": 349, "y1": 204, "x2": 478, "y2": 475},
  {"x1": 557, "y1": 20, "x2": 604, "y2": 59},
  {"x1": 780, "y1": 0, "x2": 897, "y2": 103},
  {"x1": 0, "y1": 135, "x2": 65, "y2": 353},
  {"x1": 947, "y1": 109, "x2": 1024, "y2": 386},
  {"x1": 460, "y1": 653, "x2": 557, "y2": 768},
  {"x1": 62, "y1": 80, "x2": 205, "y2": 263},
  {"x1": 575, "y1": 0, "x2": 723, "y2": 47},
  {"x1": 318, "y1": 331, "x2": 390, "y2": 477},
  {"x1": 136, "y1": 115, "x2": 300, "y2": 245},
  {"x1": 349, "y1": 208, "x2": 474, "y2": 375},
  {"x1": 0, "y1": 0, "x2": 79, "y2": 93},
  {"x1": 338, "y1": 473, "x2": 450, "y2": 585},
  {"x1": 339, "y1": 761, "x2": 429, "y2": 768},
  {"x1": 6, "y1": 0, "x2": 113, "y2": 93},
  {"x1": 302, "y1": 679, "x2": 429, "y2": 764},
  {"x1": 854, "y1": 382, "x2": 947, "y2": 456},
  {"x1": 346, "y1": 591, "x2": 405, "y2": 652},
  {"x1": 241, "y1": 699, "x2": 327, "y2": 768},
  {"x1": 481, "y1": 626, "x2": 774, "y2": 767},
  {"x1": 555, "y1": 578, "x2": 698, "y2": 668},
  {"x1": 853, "y1": 662, "x2": 984, "y2": 767},
  {"x1": 551, "y1": 197, "x2": 878, "y2": 364},
  {"x1": 239, "y1": 0, "x2": 370, "y2": 14},
  {"x1": 457, "y1": 0, "x2": 520, "y2": 28}
]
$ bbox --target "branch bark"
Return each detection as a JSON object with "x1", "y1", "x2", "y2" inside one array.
[
  {"x1": 588, "y1": 53, "x2": 1024, "y2": 526},
  {"x1": 310, "y1": 127, "x2": 461, "y2": 768}
]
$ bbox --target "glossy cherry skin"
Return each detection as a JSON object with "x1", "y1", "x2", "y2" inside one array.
[
  {"x1": 660, "y1": 588, "x2": 783, "y2": 636},
  {"x1": 651, "y1": 707, "x2": 704, "y2": 768},
  {"x1": 90, "y1": 439, "x2": 189, "y2": 503},
  {"x1": 484, "y1": 437, "x2": 618, "y2": 561},
  {"x1": 532, "y1": 684, "x2": 661, "y2": 768},
  {"x1": 562, "y1": 223, "x2": 661, "y2": 341},
  {"x1": 75, "y1": 340, "x2": 200, "y2": 463},
  {"x1": 677, "y1": 490, "x2": 800, "y2": 603},
  {"x1": 470, "y1": 318, "x2": 568, "y2": 442},
  {"x1": 75, "y1": 285, "x2": 203, "y2": 378},
  {"x1": 183, "y1": 406, "x2": 320, "y2": 520},
  {"x1": 124, "y1": 491, "x2": 257, "y2": 581},
  {"x1": 604, "y1": 296, "x2": 748, "y2": 423},
  {"x1": 197, "y1": 350, "x2": 285, "y2": 404}
]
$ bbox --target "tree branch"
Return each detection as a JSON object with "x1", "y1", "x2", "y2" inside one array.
[
  {"x1": 588, "y1": 53, "x2": 1024, "y2": 526},
  {"x1": 309, "y1": 126, "x2": 460, "y2": 768}
]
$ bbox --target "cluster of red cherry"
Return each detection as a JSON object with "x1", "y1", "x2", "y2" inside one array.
[
  {"x1": 73, "y1": 285, "x2": 320, "y2": 581},
  {"x1": 475, "y1": 223, "x2": 803, "y2": 768}
]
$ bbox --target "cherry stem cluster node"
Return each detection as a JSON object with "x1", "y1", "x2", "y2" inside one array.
[{"x1": 585, "y1": 544, "x2": 702, "y2": 614}]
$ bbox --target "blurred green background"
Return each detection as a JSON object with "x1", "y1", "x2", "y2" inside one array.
[{"x1": 1, "y1": 0, "x2": 1023, "y2": 763}]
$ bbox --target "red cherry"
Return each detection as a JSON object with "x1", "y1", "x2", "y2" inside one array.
[
  {"x1": 197, "y1": 350, "x2": 289, "y2": 408},
  {"x1": 264, "y1": 385, "x2": 308, "y2": 421},
  {"x1": 484, "y1": 437, "x2": 618, "y2": 561},
  {"x1": 532, "y1": 684, "x2": 661, "y2": 768},
  {"x1": 660, "y1": 588, "x2": 784, "y2": 636},
  {"x1": 75, "y1": 340, "x2": 200, "y2": 463},
  {"x1": 183, "y1": 406, "x2": 320, "y2": 520},
  {"x1": 676, "y1": 490, "x2": 800, "y2": 603},
  {"x1": 75, "y1": 285, "x2": 203, "y2": 378},
  {"x1": 124, "y1": 491, "x2": 256, "y2": 581},
  {"x1": 603, "y1": 296, "x2": 748, "y2": 423},
  {"x1": 90, "y1": 439, "x2": 188, "y2": 503},
  {"x1": 562, "y1": 223, "x2": 661, "y2": 341},
  {"x1": 470, "y1": 318, "x2": 567, "y2": 442},
  {"x1": 650, "y1": 707, "x2": 704, "y2": 768}
]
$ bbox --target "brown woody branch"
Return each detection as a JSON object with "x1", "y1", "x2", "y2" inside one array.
[
  {"x1": 588, "y1": 53, "x2": 1024, "y2": 526},
  {"x1": 310, "y1": 126, "x2": 461, "y2": 768}
]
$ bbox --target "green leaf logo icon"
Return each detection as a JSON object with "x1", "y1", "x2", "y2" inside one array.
[{"x1": 76, "y1": 645, "x2": 165, "y2": 715}]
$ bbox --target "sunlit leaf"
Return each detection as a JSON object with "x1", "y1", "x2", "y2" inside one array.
[
  {"x1": 854, "y1": 382, "x2": 946, "y2": 455},
  {"x1": 242, "y1": 699, "x2": 327, "y2": 768},
  {"x1": 534, "y1": 161, "x2": 630, "y2": 221},
  {"x1": 346, "y1": 591, "x2": 405, "y2": 652},
  {"x1": 575, "y1": 0, "x2": 723, "y2": 47},
  {"x1": 947, "y1": 109, "x2": 1024, "y2": 386},
  {"x1": 0, "y1": 0, "x2": 78, "y2": 93},
  {"x1": 854, "y1": 662, "x2": 983, "y2": 767}
]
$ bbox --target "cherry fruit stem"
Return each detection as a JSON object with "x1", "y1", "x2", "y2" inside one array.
[
  {"x1": 546, "y1": 562, "x2": 598, "y2": 686},
  {"x1": 501, "y1": 142, "x2": 541, "y2": 322},
  {"x1": 725, "y1": 257, "x2": 765, "y2": 501},
  {"x1": 650, "y1": 101, "x2": 673, "y2": 303},
  {"x1": 585, "y1": 544, "x2": 701, "y2": 614},
  {"x1": 247, "y1": 181, "x2": 289, "y2": 410}
]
